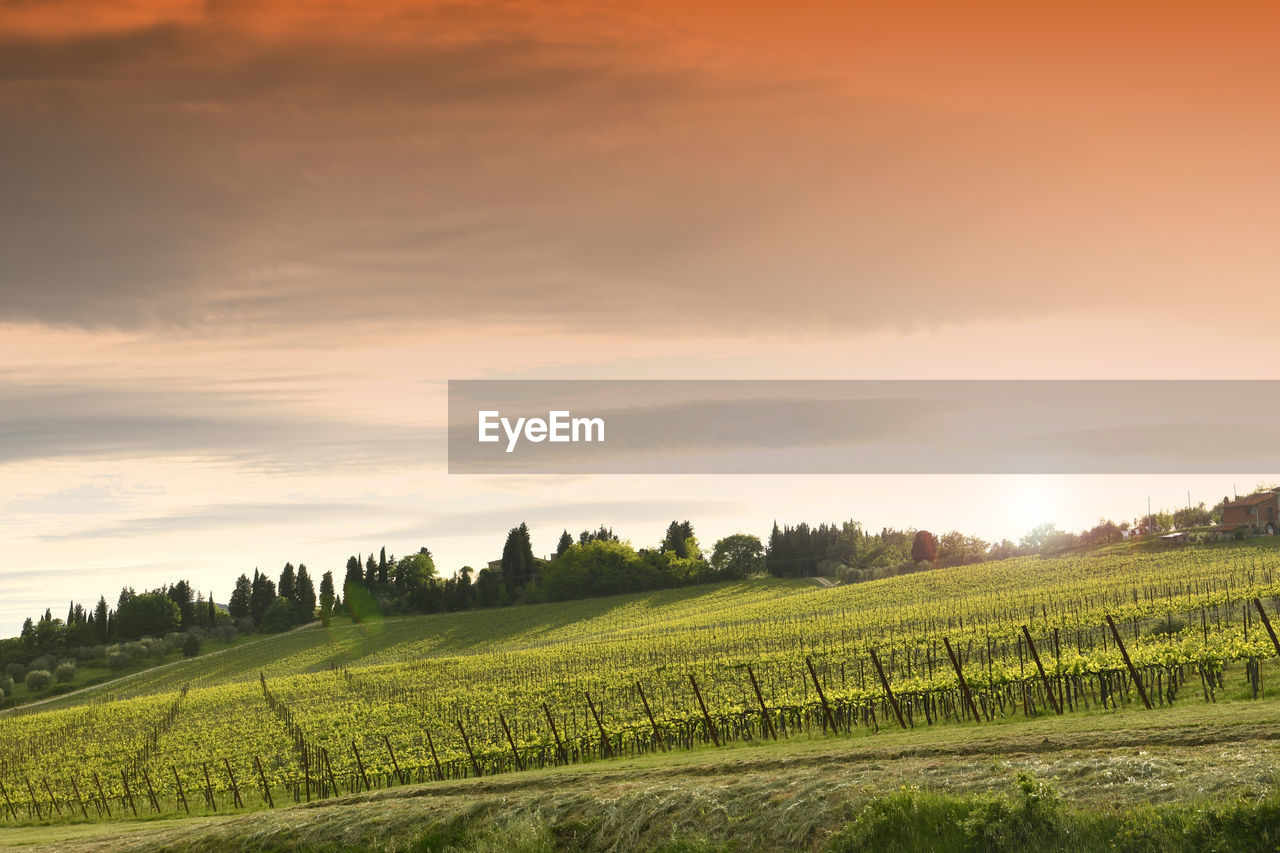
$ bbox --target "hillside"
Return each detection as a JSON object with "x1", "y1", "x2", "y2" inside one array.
[{"x1": 2, "y1": 540, "x2": 1280, "y2": 850}]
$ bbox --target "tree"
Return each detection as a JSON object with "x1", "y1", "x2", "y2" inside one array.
[
  {"x1": 228, "y1": 574, "x2": 252, "y2": 620},
  {"x1": 260, "y1": 597, "x2": 296, "y2": 633},
  {"x1": 183, "y1": 632, "x2": 201, "y2": 657},
  {"x1": 278, "y1": 563, "x2": 297, "y2": 603},
  {"x1": 394, "y1": 552, "x2": 437, "y2": 609},
  {"x1": 114, "y1": 593, "x2": 180, "y2": 640},
  {"x1": 710, "y1": 534, "x2": 765, "y2": 579},
  {"x1": 660, "y1": 521, "x2": 695, "y2": 558},
  {"x1": 93, "y1": 596, "x2": 110, "y2": 643},
  {"x1": 319, "y1": 571, "x2": 336, "y2": 626},
  {"x1": 294, "y1": 564, "x2": 317, "y2": 622},
  {"x1": 168, "y1": 580, "x2": 195, "y2": 629},
  {"x1": 910, "y1": 530, "x2": 937, "y2": 563},
  {"x1": 500, "y1": 523, "x2": 537, "y2": 599},
  {"x1": 343, "y1": 557, "x2": 363, "y2": 606},
  {"x1": 1173, "y1": 503, "x2": 1212, "y2": 529},
  {"x1": 937, "y1": 531, "x2": 989, "y2": 566},
  {"x1": 249, "y1": 570, "x2": 276, "y2": 625},
  {"x1": 578, "y1": 525, "x2": 618, "y2": 545},
  {"x1": 378, "y1": 547, "x2": 389, "y2": 586},
  {"x1": 555, "y1": 530, "x2": 573, "y2": 560},
  {"x1": 364, "y1": 553, "x2": 377, "y2": 588}
]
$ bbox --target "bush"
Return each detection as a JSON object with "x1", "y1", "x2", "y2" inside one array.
[
  {"x1": 123, "y1": 641, "x2": 146, "y2": 661},
  {"x1": 29, "y1": 654, "x2": 56, "y2": 672},
  {"x1": 0, "y1": 675, "x2": 12, "y2": 697},
  {"x1": 107, "y1": 651, "x2": 130, "y2": 669},
  {"x1": 25, "y1": 670, "x2": 52, "y2": 691},
  {"x1": 182, "y1": 633, "x2": 200, "y2": 658},
  {"x1": 54, "y1": 662, "x2": 76, "y2": 683},
  {"x1": 5, "y1": 663, "x2": 25, "y2": 681}
]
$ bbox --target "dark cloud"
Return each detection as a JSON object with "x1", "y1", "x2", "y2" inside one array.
[{"x1": 4, "y1": 5, "x2": 1270, "y2": 334}]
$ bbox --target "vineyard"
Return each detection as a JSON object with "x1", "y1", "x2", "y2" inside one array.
[{"x1": 2, "y1": 541, "x2": 1280, "y2": 825}]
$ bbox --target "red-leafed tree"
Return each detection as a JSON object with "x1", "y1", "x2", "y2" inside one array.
[{"x1": 911, "y1": 530, "x2": 938, "y2": 563}]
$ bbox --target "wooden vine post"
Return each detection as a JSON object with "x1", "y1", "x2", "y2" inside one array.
[
  {"x1": 1105, "y1": 614, "x2": 1153, "y2": 710},
  {"x1": 254, "y1": 756, "x2": 275, "y2": 808},
  {"x1": 24, "y1": 778, "x2": 42, "y2": 820},
  {"x1": 746, "y1": 666, "x2": 778, "y2": 740},
  {"x1": 70, "y1": 776, "x2": 90, "y2": 819},
  {"x1": 322, "y1": 748, "x2": 339, "y2": 797},
  {"x1": 1254, "y1": 598, "x2": 1280, "y2": 655},
  {"x1": 384, "y1": 735, "x2": 406, "y2": 784},
  {"x1": 140, "y1": 768, "x2": 161, "y2": 813},
  {"x1": 0, "y1": 780, "x2": 17, "y2": 820},
  {"x1": 120, "y1": 770, "x2": 137, "y2": 817},
  {"x1": 94, "y1": 770, "x2": 112, "y2": 817},
  {"x1": 425, "y1": 730, "x2": 445, "y2": 781},
  {"x1": 172, "y1": 766, "x2": 190, "y2": 815},
  {"x1": 688, "y1": 674, "x2": 721, "y2": 747},
  {"x1": 41, "y1": 777, "x2": 62, "y2": 816},
  {"x1": 635, "y1": 683, "x2": 667, "y2": 751},
  {"x1": 1021, "y1": 626, "x2": 1063, "y2": 715},
  {"x1": 457, "y1": 720, "x2": 483, "y2": 777},
  {"x1": 585, "y1": 692, "x2": 615, "y2": 758},
  {"x1": 201, "y1": 763, "x2": 216, "y2": 811},
  {"x1": 224, "y1": 758, "x2": 244, "y2": 809},
  {"x1": 868, "y1": 649, "x2": 909, "y2": 730},
  {"x1": 351, "y1": 741, "x2": 370, "y2": 792},
  {"x1": 806, "y1": 657, "x2": 840, "y2": 733},
  {"x1": 499, "y1": 713, "x2": 526, "y2": 771},
  {"x1": 943, "y1": 638, "x2": 982, "y2": 723}
]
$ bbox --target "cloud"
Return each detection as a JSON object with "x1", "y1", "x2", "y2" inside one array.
[
  {"x1": 361, "y1": 498, "x2": 745, "y2": 542},
  {"x1": 1, "y1": 1, "x2": 1201, "y2": 336},
  {"x1": 37, "y1": 500, "x2": 392, "y2": 540},
  {"x1": 0, "y1": 382, "x2": 441, "y2": 470}
]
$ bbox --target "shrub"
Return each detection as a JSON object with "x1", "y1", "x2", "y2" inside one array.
[
  {"x1": 124, "y1": 641, "x2": 146, "y2": 661},
  {"x1": 55, "y1": 662, "x2": 76, "y2": 683},
  {"x1": 5, "y1": 663, "x2": 25, "y2": 681},
  {"x1": 183, "y1": 633, "x2": 200, "y2": 658},
  {"x1": 107, "y1": 651, "x2": 130, "y2": 669},
  {"x1": 25, "y1": 669, "x2": 52, "y2": 691},
  {"x1": 29, "y1": 654, "x2": 56, "y2": 672},
  {"x1": 0, "y1": 675, "x2": 12, "y2": 697}
]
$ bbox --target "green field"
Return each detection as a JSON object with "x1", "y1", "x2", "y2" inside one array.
[{"x1": 2, "y1": 541, "x2": 1280, "y2": 850}]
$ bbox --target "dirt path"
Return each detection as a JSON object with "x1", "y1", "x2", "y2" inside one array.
[{"x1": 0, "y1": 622, "x2": 321, "y2": 717}]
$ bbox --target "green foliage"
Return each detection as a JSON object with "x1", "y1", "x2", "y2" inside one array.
[
  {"x1": 261, "y1": 597, "x2": 297, "y2": 633},
  {"x1": 54, "y1": 661, "x2": 76, "y2": 683},
  {"x1": 826, "y1": 787, "x2": 971, "y2": 852},
  {"x1": 343, "y1": 581, "x2": 380, "y2": 624},
  {"x1": 114, "y1": 593, "x2": 180, "y2": 640},
  {"x1": 182, "y1": 632, "x2": 201, "y2": 658},
  {"x1": 25, "y1": 669, "x2": 51, "y2": 691}
]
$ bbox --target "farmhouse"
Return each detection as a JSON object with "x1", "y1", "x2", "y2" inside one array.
[{"x1": 1214, "y1": 490, "x2": 1280, "y2": 537}]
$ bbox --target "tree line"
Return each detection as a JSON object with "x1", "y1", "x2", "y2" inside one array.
[{"x1": 4, "y1": 493, "x2": 1242, "y2": 675}]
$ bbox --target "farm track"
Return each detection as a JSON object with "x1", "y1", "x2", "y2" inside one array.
[{"x1": 0, "y1": 623, "x2": 322, "y2": 717}]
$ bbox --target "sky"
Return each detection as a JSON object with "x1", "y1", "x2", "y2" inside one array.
[{"x1": 3, "y1": 1, "x2": 1280, "y2": 634}]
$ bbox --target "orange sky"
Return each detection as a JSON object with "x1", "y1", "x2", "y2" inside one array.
[{"x1": 2, "y1": 1, "x2": 1279, "y2": 633}]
